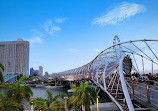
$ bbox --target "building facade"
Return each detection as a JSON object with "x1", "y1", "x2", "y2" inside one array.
[
  {"x1": 38, "y1": 66, "x2": 43, "y2": 76},
  {"x1": 30, "y1": 67, "x2": 38, "y2": 76},
  {"x1": 0, "y1": 39, "x2": 29, "y2": 76}
]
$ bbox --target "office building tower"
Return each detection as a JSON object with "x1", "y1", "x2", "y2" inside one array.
[
  {"x1": 0, "y1": 39, "x2": 29, "y2": 76},
  {"x1": 38, "y1": 66, "x2": 43, "y2": 76}
]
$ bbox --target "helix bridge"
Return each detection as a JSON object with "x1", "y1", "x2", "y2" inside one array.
[{"x1": 51, "y1": 36, "x2": 158, "y2": 111}]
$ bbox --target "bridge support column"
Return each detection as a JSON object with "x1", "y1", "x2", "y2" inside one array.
[{"x1": 119, "y1": 56, "x2": 134, "y2": 111}]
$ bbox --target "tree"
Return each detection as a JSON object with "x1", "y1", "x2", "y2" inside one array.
[
  {"x1": 45, "y1": 89, "x2": 66, "y2": 111},
  {"x1": 30, "y1": 89, "x2": 66, "y2": 111},
  {"x1": 0, "y1": 62, "x2": 4, "y2": 83},
  {"x1": 30, "y1": 97, "x2": 48, "y2": 111},
  {"x1": 0, "y1": 93, "x2": 23, "y2": 111},
  {"x1": 3, "y1": 76, "x2": 33, "y2": 106},
  {"x1": 68, "y1": 82, "x2": 97, "y2": 111}
]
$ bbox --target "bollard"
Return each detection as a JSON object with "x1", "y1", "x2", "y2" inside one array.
[
  {"x1": 146, "y1": 84, "x2": 150, "y2": 103},
  {"x1": 97, "y1": 96, "x2": 100, "y2": 111},
  {"x1": 31, "y1": 105, "x2": 33, "y2": 111},
  {"x1": 30, "y1": 98, "x2": 34, "y2": 111}
]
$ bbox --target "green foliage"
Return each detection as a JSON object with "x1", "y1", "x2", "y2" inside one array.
[
  {"x1": 17, "y1": 75, "x2": 28, "y2": 86},
  {"x1": 17, "y1": 74, "x2": 23, "y2": 81},
  {"x1": 49, "y1": 100, "x2": 65, "y2": 111},
  {"x1": 0, "y1": 62, "x2": 4, "y2": 71},
  {"x1": 0, "y1": 62, "x2": 4, "y2": 83},
  {"x1": 3, "y1": 76, "x2": 33, "y2": 104},
  {"x1": 30, "y1": 97, "x2": 48, "y2": 111},
  {"x1": 31, "y1": 89, "x2": 66, "y2": 111},
  {"x1": 46, "y1": 88, "x2": 53, "y2": 102},
  {"x1": 68, "y1": 82, "x2": 97, "y2": 111},
  {"x1": 0, "y1": 93, "x2": 23, "y2": 111},
  {"x1": 45, "y1": 88, "x2": 66, "y2": 110}
]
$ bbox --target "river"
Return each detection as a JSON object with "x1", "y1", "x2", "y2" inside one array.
[
  {"x1": 0, "y1": 85, "x2": 111, "y2": 110},
  {"x1": 31, "y1": 86, "x2": 111, "y2": 102}
]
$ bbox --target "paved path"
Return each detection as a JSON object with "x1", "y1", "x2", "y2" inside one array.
[{"x1": 91, "y1": 102, "x2": 119, "y2": 111}]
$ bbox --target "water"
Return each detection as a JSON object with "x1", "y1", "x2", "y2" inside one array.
[
  {"x1": 31, "y1": 86, "x2": 111, "y2": 102},
  {"x1": 0, "y1": 85, "x2": 111, "y2": 110},
  {"x1": 0, "y1": 85, "x2": 111, "y2": 102},
  {"x1": 32, "y1": 86, "x2": 111, "y2": 104},
  {"x1": 32, "y1": 86, "x2": 68, "y2": 99}
]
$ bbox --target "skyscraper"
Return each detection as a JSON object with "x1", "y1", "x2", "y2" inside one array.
[
  {"x1": 0, "y1": 39, "x2": 29, "y2": 76},
  {"x1": 38, "y1": 66, "x2": 43, "y2": 76}
]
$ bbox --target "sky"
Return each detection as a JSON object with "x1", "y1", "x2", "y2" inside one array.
[{"x1": 0, "y1": 0, "x2": 158, "y2": 74}]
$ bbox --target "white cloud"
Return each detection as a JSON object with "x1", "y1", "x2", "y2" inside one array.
[
  {"x1": 26, "y1": 30, "x2": 43, "y2": 44},
  {"x1": 95, "y1": 49, "x2": 102, "y2": 52},
  {"x1": 54, "y1": 18, "x2": 68, "y2": 23},
  {"x1": 93, "y1": 2, "x2": 146, "y2": 26},
  {"x1": 42, "y1": 20, "x2": 61, "y2": 36},
  {"x1": 27, "y1": 37, "x2": 42, "y2": 44},
  {"x1": 67, "y1": 49, "x2": 77, "y2": 53},
  {"x1": 92, "y1": 49, "x2": 102, "y2": 52}
]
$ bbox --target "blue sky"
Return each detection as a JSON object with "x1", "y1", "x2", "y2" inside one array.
[{"x1": 0, "y1": 0, "x2": 158, "y2": 74}]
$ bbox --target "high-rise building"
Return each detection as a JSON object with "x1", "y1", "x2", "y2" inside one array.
[
  {"x1": 30, "y1": 67, "x2": 38, "y2": 76},
  {"x1": 30, "y1": 67, "x2": 34, "y2": 76},
  {"x1": 38, "y1": 66, "x2": 43, "y2": 76},
  {"x1": 0, "y1": 39, "x2": 29, "y2": 76}
]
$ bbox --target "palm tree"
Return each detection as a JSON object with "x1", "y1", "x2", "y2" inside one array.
[
  {"x1": 30, "y1": 89, "x2": 66, "y2": 111},
  {"x1": 0, "y1": 62, "x2": 4, "y2": 83},
  {"x1": 30, "y1": 97, "x2": 48, "y2": 111},
  {"x1": 49, "y1": 100, "x2": 65, "y2": 111},
  {"x1": 0, "y1": 93, "x2": 23, "y2": 111},
  {"x1": 3, "y1": 76, "x2": 33, "y2": 105},
  {"x1": 45, "y1": 89, "x2": 66, "y2": 111},
  {"x1": 68, "y1": 82, "x2": 97, "y2": 111}
]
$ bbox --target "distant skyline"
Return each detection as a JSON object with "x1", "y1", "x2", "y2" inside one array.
[{"x1": 0, "y1": 0, "x2": 158, "y2": 73}]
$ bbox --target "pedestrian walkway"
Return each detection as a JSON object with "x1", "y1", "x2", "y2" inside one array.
[{"x1": 91, "y1": 102, "x2": 119, "y2": 111}]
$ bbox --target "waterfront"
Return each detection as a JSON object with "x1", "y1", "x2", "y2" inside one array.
[
  {"x1": 0, "y1": 85, "x2": 111, "y2": 110},
  {"x1": 31, "y1": 85, "x2": 111, "y2": 103}
]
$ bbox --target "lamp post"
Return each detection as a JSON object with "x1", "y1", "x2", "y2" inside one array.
[
  {"x1": 97, "y1": 96, "x2": 100, "y2": 111},
  {"x1": 64, "y1": 97, "x2": 68, "y2": 111}
]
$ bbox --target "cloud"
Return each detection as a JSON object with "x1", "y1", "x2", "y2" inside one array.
[
  {"x1": 54, "y1": 18, "x2": 68, "y2": 23},
  {"x1": 95, "y1": 49, "x2": 102, "y2": 52},
  {"x1": 67, "y1": 49, "x2": 77, "y2": 53},
  {"x1": 26, "y1": 30, "x2": 43, "y2": 44},
  {"x1": 27, "y1": 37, "x2": 42, "y2": 44},
  {"x1": 92, "y1": 2, "x2": 146, "y2": 26},
  {"x1": 42, "y1": 20, "x2": 61, "y2": 36},
  {"x1": 92, "y1": 49, "x2": 102, "y2": 52}
]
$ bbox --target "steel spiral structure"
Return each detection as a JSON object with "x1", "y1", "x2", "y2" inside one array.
[{"x1": 51, "y1": 36, "x2": 158, "y2": 111}]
